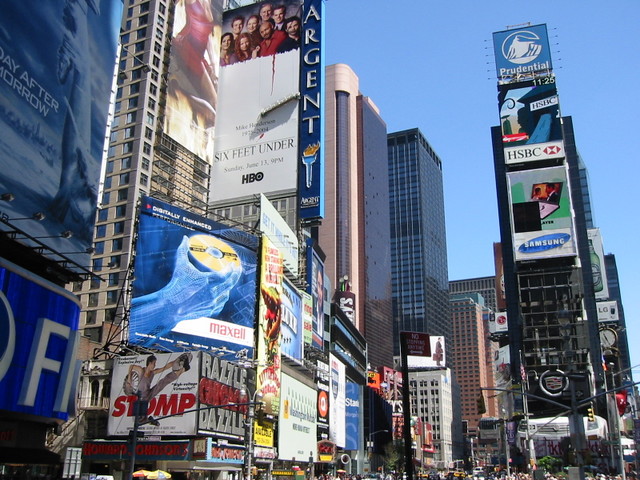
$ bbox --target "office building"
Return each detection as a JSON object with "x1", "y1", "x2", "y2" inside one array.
[
  {"x1": 317, "y1": 63, "x2": 393, "y2": 370},
  {"x1": 387, "y1": 128, "x2": 450, "y2": 357},
  {"x1": 449, "y1": 276, "x2": 498, "y2": 313}
]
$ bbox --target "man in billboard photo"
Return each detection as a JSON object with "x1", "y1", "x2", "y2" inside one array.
[
  {"x1": 259, "y1": 3, "x2": 273, "y2": 23},
  {"x1": 272, "y1": 5, "x2": 286, "y2": 30},
  {"x1": 123, "y1": 353, "x2": 192, "y2": 421},
  {"x1": 256, "y1": 20, "x2": 287, "y2": 56},
  {"x1": 277, "y1": 16, "x2": 301, "y2": 53},
  {"x1": 545, "y1": 182, "x2": 560, "y2": 203}
]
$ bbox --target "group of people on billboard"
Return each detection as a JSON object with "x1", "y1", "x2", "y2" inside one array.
[{"x1": 220, "y1": 2, "x2": 302, "y2": 66}]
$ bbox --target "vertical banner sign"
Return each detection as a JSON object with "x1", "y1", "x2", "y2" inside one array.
[
  {"x1": 344, "y1": 382, "x2": 360, "y2": 451},
  {"x1": 257, "y1": 236, "x2": 283, "y2": 415},
  {"x1": 298, "y1": 0, "x2": 325, "y2": 220}
]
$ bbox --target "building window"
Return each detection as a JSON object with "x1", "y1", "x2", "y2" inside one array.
[
  {"x1": 115, "y1": 205, "x2": 127, "y2": 218},
  {"x1": 87, "y1": 293, "x2": 99, "y2": 307},
  {"x1": 113, "y1": 221, "x2": 125, "y2": 234},
  {"x1": 108, "y1": 273, "x2": 119, "y2": 287},
  {"x1": 112, "y1": 238, "x2": 124, "y2": 251},
  {"x1": 120, "y1": 172, "x2": 130, "y2": 185},
  {"x1": 83, "y1": 327, "x2": 102, "y2": 343},
  {"x1": 117, "y1": 189, "x2": 128, "y2": 201},
  {"x1": 85, "y1": 310, "x2": 97, "y2": 325},
  {"x1": 106, "y1": 290, "x2": 119, "y2": 305}
]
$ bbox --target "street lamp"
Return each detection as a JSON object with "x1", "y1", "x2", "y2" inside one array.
[
  {"x1": 243, "y1": 389, "x2": 264, "y2": 480},
  {"x1": 368, "y1": 429, "x2": 389, "y2": 477}
]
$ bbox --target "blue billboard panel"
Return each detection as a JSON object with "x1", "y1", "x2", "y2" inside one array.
[
  {"x1": 345, "y1": 381, "x2": 360, "y2": 451},
  {"x1": 0, "y1": 1, "x2": 122, "y2": 262},
  {"x1": 298, "y1": 0, "x2": 325, "y2": 220},
  {"x1": 129, "y1": 196, "x2": 258, "y2": 354},
  {"x1": 493, "y1": 24, "x2": 552, "y2": 84},
  {"x1": 281, "y1": 278, "x2": 303, "y2": 362},
  {"x1": 0, "y1": 258, "x2": 81, "y2": 421},
  {"x1": 307, "y1": 242, "x2": 324, "y2": 350}
]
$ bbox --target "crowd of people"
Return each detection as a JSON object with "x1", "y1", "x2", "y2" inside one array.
[{"x1": 220, "y1": 2, "x2": 301, "y2": 66}]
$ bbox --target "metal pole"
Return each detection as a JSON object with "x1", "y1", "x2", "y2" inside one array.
[
  {"x1": 246, "y1": 402, "x2": 255, "y2": 480},
  {"x1": 127, "y1": 393, "x2": 141, "y2": 480}
]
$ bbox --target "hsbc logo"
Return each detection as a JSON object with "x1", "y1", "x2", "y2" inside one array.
[
  {"x1": 504, "y1": 140, "x2": 564, "y2": 164},
  {"x1": 241, "y1": 172, "x2": 264, "y2": 184}
]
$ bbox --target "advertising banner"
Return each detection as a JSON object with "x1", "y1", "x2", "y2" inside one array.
[
  {"x1": 308, "y1": 244, "x2": 325, "y2": 350},
  {"x1": 260, "y1": 193, "x2": 299, "y2": 276},
  {"x1": 491, "y1": 312, "x2": 509, "y2": 334},
  {"x1": 513, "y1": 228, "x2": 577, "y2": 261},
  {"x1": 587, "y1": 228, "x2": 609, "y2": 300},
  {"x1": 129, "y1": 196, "x2": 258, "y2": 353},
  {"x1": 302, "y1": 290, "x2": 313, "y2": 347},
  {"x1": 492, "y1": 24, "x2": 552, "y2": 84},
  {"x1": 316, "y1": 359, "x2": 330, "y2": 435},
  {"x1": 498, "y1": 81, "x2": 562, "y2": 148},
  {"x1": 257, "y1": 236, "x2": 283, "y2": 416},
  {"x1": 0, "y1": 1, "x2": 122, "y2": 259},
  {"x1": 407, "y1": 336, "x2": 445, "y2": 369},
  {"x1": 298, "y1": 0, "x2": 324, "y2": 220},
  {"x1": 278, "y1": 373, "x2": 317, "y2": 461},
  {"x1": 164, "y1": 0, "x2": 223, "y2": 164},
  {"x1": 494, "y1": 345, "x2": 512, "y2": 390},
  {"x1": 82, "y1": 441, "x2": 190, "y2": 461},
  {"x1": 596, "y1": 300, "x2": 619, "y2": 323},
  {"x1": 0, "y1": 258, "x2": 81, "y2": 421},
  {"x1": 508, "y1": 166, "x2": 573, "y2": 233},
  {"x1": 344, "y1": 382, "x2": 360, "y2": 451},
  {"x1": 108, "y1": 353, "x2": 199, "y2": 436},
  {"x1": 281, "y1": 277, "x2": 303, "y2": 362},
  {"x1": 210, "y1": 0, "x2": 303, "y2": 203},
  {"x1": 329, "y1": 353, "x2": 345, "y2": 447},
  {"x1": 197, "y1": 352, "x2": 253, "y2": 439}
]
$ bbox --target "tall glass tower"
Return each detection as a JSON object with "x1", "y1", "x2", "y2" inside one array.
[{"x1": 387, "y1": 128, "x2": 450, "y2": 357}]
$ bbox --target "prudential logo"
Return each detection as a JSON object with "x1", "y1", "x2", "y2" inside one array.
[{"x1": 502, "y1": 30, "x2": 543, "y2": 64}]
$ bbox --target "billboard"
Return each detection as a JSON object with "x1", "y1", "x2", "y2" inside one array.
[
  {"x1": 498, "y1": 81, "x2": 562, "y2": 148},
  {"x1": 492, "y1": 24, "x2": 553, "y2": 84},
  {"x1": 108, "y1": 353, "x2": 200, "y2": 436},
  {"x1": 256, "y1": 236, "x2": 283, "y2": 416},
  {"x1": 494, "y1": 345, "x2": 512, "y2": 390},
  {"x1": 129, "y1": 196, "x2": 258, "y2": 353},
  {"x1": 344, "y1": 382, "x2": 360, "y2": 451},
  {"x1": 278, "y1": 373, "x2": 317, "y2": 461},
  {"x1": 281, "y1": 277, "x2": 303, "y2": 362},
  {"x1": 329, "y1": 353, "x2": 346, "y2": 447},
  {"x1": 260, "y1": 193, "x2": 299, "y2": 276},
  {"x1": 508, "y1": 166, "x2": 573, "y2": 233},
  {"x1": 297, "y1": 0, "x2": 325, "y2": 220},
  {"x1": 596, "y1": 300, "x2": 619, "y2": 322},
  {"x1": 407, "y1": 336, "x2": 446, "y2": 369},
  {"x1": 0, "y1": 258, "x2": 81, "y2": 421},
  {"x1": 587, "y1": 228, "x2": 609, "y2": 300},
  {"x1": 308, "y1": 243, "x2": 325, "y2": 350},
  {"x1": 164, "y1": 0, "x2": 223, "y2": 164},
  {"x1": 0, "y1": 1, "x2": 122, "y2": 261},
  {"x1": 316, "y1": 359, "x2": 330, "y2": 436},
  {"x1": 491, "y1": 312, "x2": 509, "y2": 334},
  {"x1": 198, "y1": 352, "x2": 253, "y2": 439},
  {"x1": 210, "y1": 0, "x2": 303, "y2": 203}
]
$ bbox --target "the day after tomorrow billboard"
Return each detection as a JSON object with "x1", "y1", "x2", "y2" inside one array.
[
  {"x1": 0, "y1": 0, "x2": 122, "y2": 263},
  {"x1": 493, "y1": 24, "x2": 552, "y2": 84},
  {"x1": 128, "y1": 196, "x2": 258, "y2": 354}
]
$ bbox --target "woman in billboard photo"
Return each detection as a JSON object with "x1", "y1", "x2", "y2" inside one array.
[
  {"x1": 234, "y1": 33, "x2": 257, "y2": 62},
  {"x1": 220, "y1": 32, "x2": 236, "y2": 66},
  {"x1": 169, "y1": 0, "x2": 218, "y2": 127}
]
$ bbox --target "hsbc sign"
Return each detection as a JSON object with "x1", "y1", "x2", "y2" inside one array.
[{"x1": 503, "y1": 140, "x2": 564, "y2": 164}]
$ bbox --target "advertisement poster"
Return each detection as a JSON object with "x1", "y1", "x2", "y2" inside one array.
[
  {"x1": 108, "y1": 353, "x2": 200, "y2": 436},
  {"x1": 407, "y1": 336, "x2": 446, "y2": 369},
  {"x1": 164, "y1": 0, "x2": 223, "y2": 164},
  {"x1": 0, "y1": 1, "x2": 122, "y2": 260},
  {"x1": 329, "y1": 353, "x2": 345, "y2": 447},
  {"x1": 344, "y1": 382, "x2": 360, "y2": 451},
  {"x1": 210, "y1": 0, "x2": 303, "y2": 202},
  {"x1": 281, "y1": 277, "x2": 303, "y2": 362},
  {"x1": 587, "y1": 228, "x2": 609, "y2": 300},
  {"x1": 492, "y1": 24, "x2": 552, "y2": 83},
  {"x1": 129, "y1": 196, "x2": 258, "y2": 353},
  {"x1": 508, "y1": 166, "x2": 573, "y2": 233},
  {"x1": 278, "y1": 373, "x2": 317, "y2": 461},
  {"x1": 308, "y1": 244, "x2": 325, "y2": 350},
  {"x1": 256, "y1": 236, "x2": 283, "y2": 416},
  {"x1": 0, "y1": 258, "x2": 81, "y2": 421},
  {"x1": 498, "y1": 82, "x2": 562, "y2": 147}
]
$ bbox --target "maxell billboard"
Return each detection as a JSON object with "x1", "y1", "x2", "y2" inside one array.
[
  {"x1": 164, "y1": 0, "x2": 222, "y2": 164},
  {"x1": 0, "y1": 258, "x2": 81, "y2": 421},
  {"x1": 493, "y1": 24, "x2": 553, "y2": 84},
  {"x1": 0, "y1": 1, "x2": 122, "y2": 262},
  {"x1": 210, "y1": 0, "x2": 303, "y2": 203},
  {"x1": 129, "y1": 196, "x2": 258, "y2": 354},
  {"x1": 108, "y1": 353, "x2": 200, "y2": 436}
]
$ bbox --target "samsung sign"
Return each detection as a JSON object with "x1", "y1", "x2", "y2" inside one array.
[
  {"x1": 519, "y1": 233, "x2": 570, "y2": 253},
  {"x1": 493, "y1": 24, "x2": 552, "y2": 83},
  {"x1": 0, "y1": 258, "x2": 81, "y2": 421}
]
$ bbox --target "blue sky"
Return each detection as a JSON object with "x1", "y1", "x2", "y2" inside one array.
[{"x1": 324, "y1": 1, "x2": 640, "y2": 372}]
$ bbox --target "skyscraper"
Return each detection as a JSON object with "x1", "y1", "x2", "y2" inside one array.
[
  {"x1": 318, "y1": 63, "x2": 393, "y2": 369},
  {"x1": 387, "y1": 128, "x2": 450, "y2": 357}
]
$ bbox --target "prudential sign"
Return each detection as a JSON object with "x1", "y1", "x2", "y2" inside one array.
[{"x1": 493, "y1": 24, "x2": 552, "y2": 83}]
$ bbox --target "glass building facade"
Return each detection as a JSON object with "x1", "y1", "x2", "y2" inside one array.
[{"x1": 387, "y1": 128, "x2": 451, "y2": 357}]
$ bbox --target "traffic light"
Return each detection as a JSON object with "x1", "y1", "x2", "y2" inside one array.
[{"x1": 587, "y1": 406, "x2": 595, "y2": 422}]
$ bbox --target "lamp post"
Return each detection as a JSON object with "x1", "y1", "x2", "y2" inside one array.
[
  {"x1": 244, "y1": 389, "x2": 263, "y2": 480},
  {"x1": 368, "y1": 429, "x2": 389, "y2": 475}
]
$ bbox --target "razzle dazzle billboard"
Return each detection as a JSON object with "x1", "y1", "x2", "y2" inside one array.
[
  {"x1": 129, "y1": 196, "x2": 258, "y2": 354},
  {"x1": 0, "y1": 1, "x2": 122, "y2": 263}
]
